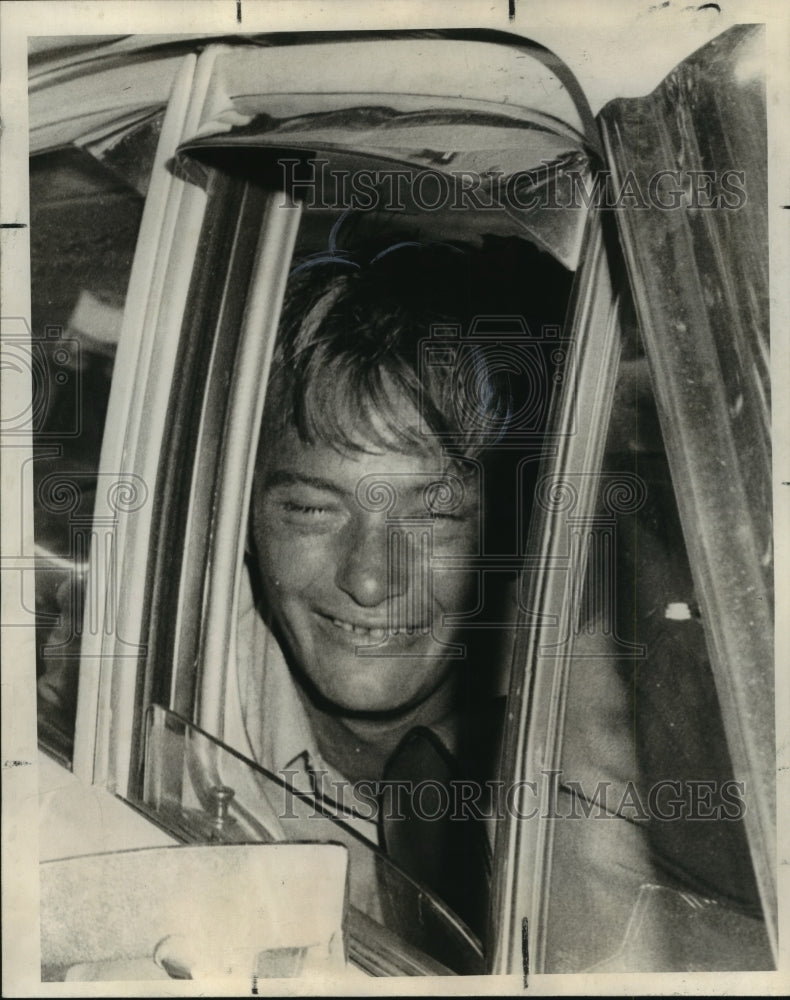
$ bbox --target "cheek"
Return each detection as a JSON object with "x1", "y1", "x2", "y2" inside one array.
[
  {"x1": 254, "y1": 517, "x2": 336, "y2": 596},
  {"x1": 430, "y1": 526, "x2": 480, "y2": 609},
  {"x1": 432, "y1": 569, "x2": 479, "y2": 613}
]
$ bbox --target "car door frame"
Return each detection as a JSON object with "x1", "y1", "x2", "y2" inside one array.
[
  {"x1": 72, "y1": 47, "x2": 223, "y2": 791},
  {"x1": 598, "y1": 24, "x2": 775, "y2": 957}
]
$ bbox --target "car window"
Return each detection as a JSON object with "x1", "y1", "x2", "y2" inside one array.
[
  {"x1": 539, "y1": 315, "x2": 773, "y2": 972},
  {"x1": 122, "y1": 140, "x2": 576, "y2": 971},
  {"x1": 33, "y1": 115, "x2": 163, "y2": 764},
  {"x1": 597, "y1": 24, "x2": 775, "y2": 948}
]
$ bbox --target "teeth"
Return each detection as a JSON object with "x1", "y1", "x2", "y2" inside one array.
[{"x1": 331, "y1": 617, "x2": 387, "y2": 640}]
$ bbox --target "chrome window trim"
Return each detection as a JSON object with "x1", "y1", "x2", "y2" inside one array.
[
  {"x1": 488, "y1": 214, "x2": 624, "y2": 974},
  {"x1": 196, "y1": 193, "x2": 301, "y2": 737},
  {"x1": 73, "y1": 49, "x2": 234, "y2": 792}
]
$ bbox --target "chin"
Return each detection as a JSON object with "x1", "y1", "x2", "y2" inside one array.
[
  {"x1": 318, "y1": 663, "x2": 447, "y2": 717},
  {"x1": 290, "y1": 633, "x2": 455, "y2": 716},
  {"x1": 299, "y1": 662, "x2": 414, "y2": 716},
  {"x1": 321, "y1": 683, "x2": 414, "y2": 717}
]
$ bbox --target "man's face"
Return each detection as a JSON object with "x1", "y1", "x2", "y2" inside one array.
[{"x1": 250, "y1": 418, "x2": 481, "y2": 715}]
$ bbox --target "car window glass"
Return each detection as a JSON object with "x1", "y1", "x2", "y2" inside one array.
[
  {"x1": 542, "y1": 317, "x2": 772, "y2": 972},
  {"x1": 137, "y1": 703, "x2": 484, "y2": 975},
  {"x1": 33, "y1": 115, "x2": 163, "y2": 764},
  {"x1": 597, "y1": 25, "x2": 775, "y2": 947}
]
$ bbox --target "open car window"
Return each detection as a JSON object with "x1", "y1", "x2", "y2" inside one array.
[{"x1": 119, "y1": 111, "x2": 578, "y2": 971}]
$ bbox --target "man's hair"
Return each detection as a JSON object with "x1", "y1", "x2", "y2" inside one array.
[{"x1": 263, "y1": 242, "x2": 531, "y2": 460}]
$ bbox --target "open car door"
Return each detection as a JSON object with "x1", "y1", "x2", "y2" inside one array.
[{"x1": 490, "y1": 23, "x2": 774, "y2": 975}]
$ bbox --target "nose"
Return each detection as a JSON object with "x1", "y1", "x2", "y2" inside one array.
[{"x1": 335, "y1": 515, "x2": 407, "y2": 608}]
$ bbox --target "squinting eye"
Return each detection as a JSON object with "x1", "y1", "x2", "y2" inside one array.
[{"x1": 282, "y1": 501, "x2": 331, "y2": 517}]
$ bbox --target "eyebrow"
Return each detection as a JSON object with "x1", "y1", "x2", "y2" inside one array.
[
  {"x1": 262, "y1": 469, "x2": 468, "y2": 503},
  {"x1": 262, "y1": 471, "x2": 348, "y2": 495}
]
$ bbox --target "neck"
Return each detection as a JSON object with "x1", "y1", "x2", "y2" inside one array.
[{"x1": 297, "y1": 673, "x2": 459, "y2": 784}]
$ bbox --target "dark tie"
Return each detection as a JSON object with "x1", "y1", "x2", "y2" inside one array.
[{"x1": 377, "y1": 725, "x2": 491, "y2": 935}]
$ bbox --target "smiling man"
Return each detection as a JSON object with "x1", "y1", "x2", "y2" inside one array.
[
  {"x1": 252, "y1": 428, "x2": 480, "y2": 724},
  {"x1": 238, "y1": 242, "x2": 536, "y2": 926}
]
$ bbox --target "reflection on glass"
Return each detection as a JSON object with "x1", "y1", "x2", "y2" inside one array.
[
  {"x1": 543, "y1": 325, "x2": 772, "y2": 972},
  {"x1": 33, "y1": 117, "x2": 162, "y2": 763}
]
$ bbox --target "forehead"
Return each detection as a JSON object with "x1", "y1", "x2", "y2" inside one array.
[
  {"x1": 259, "y1": 387, "x2": 460, "y2": 479},
  {"x1": 258, "y1": 423, "x2": 458, "y2": 489}
]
